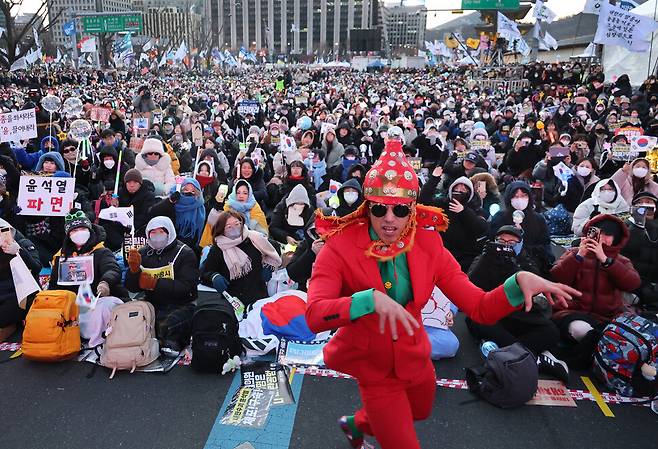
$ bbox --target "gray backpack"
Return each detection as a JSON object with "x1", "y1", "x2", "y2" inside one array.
[
  {"x1": 465, "y1": 343, "x2": 538, "y2": 408},
  {"x1": 100, "y1": 301, "x2": 160, "y2": 379}
]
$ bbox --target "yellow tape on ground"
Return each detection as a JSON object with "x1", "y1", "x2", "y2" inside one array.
[{"x1": 581, "y1": 376, "x2": 615, "y2": 418}]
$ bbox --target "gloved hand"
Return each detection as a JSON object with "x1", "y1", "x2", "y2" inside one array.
[
  {"x1": 127, "y1": 249, "x2": 142, "y2": 273},
  {"x1": 211, "y1": 273, "x2": 228, "y2": 293},
  {"x1": 1, "y1": 241, "x2": 20, "y2": 255},
  {"x1": 138, "y1": 272, "x2": 158, "y2": 291},
  {"x1": 170, "y1": 191, "x2": 181, "y2": 204},
  {"x1": 96, "y1": 280, "x2": 110, "y2": 297},
  {"x1": 81, "y1": 158, "x2": 90, "y2": 170}
]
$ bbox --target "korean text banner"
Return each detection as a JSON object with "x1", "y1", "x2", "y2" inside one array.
[
  {"x1": 0, "y1": 108, "x2": 37, "y2": 142},
  {"x1": 18, "y1": 176, "x2": 76, "y2": 216}
]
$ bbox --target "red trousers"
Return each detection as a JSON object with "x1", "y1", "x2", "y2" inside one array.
[{"x1": 354, "y1": 363, "x2": 436, "y2": 449}]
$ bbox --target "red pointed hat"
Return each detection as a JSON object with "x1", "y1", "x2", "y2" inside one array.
[{"x1": 363, "y1": 140, "x2": 419, "y2": 205}]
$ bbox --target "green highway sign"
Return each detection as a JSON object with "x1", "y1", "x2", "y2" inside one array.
[
  {"x1": 81, "y1": 14, "x2": 143, "y2": 34},
  {"x1": 461, "y1": 0, "x2": 520, "y2": 9}
]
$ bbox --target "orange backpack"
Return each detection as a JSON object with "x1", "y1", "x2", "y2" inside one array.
[{"x1": 22, "y1": 290, "x2": 80, "y2": 361}]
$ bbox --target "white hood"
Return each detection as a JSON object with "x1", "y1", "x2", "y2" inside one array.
[{"x1": 145, "y1": 216, "x2": 177, "y2": 248}]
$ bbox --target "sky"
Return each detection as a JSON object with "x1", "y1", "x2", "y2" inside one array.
[{"x1": 19, "y1": 0, "x2": 589, "y2": 28}]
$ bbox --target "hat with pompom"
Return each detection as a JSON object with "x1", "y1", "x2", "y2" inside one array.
[{"x1": 363, "y1": 140, "x2": 419, "y2": 205}]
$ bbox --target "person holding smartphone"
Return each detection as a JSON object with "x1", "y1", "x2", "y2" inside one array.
[{"x1": 550, "y1": 214, "x2": 640, "y2": 368}]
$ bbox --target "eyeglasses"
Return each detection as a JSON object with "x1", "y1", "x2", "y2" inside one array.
[
  {"x1": 145, "y1": 152, "x2": 160, "y2": 157},
  {"x1": 369, "y1": 203, "x2": 411, "y2": 218},
  {"x1": 62, "y1": 147, "x2": 76, "y2": 154},
  {"x1": 496, "y1": 238, "x2": 519, "y2": 245},
  {"x1": 66, "y1": 210, "x2": 85, "y2": 221}
]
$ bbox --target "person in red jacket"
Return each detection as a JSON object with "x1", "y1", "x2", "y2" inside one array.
[
  {"x1": 305, "y1": 139, "x2": 580, "y2": 449},
  {"x1": 550, "y1": 213, "x2": 641, "y2": 368}
]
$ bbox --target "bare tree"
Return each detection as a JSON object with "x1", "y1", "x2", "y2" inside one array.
[{"x1": 0, "y1": 0, "x2": 64, "y2": 69}]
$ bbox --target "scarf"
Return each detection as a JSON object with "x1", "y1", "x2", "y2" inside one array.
[
  {"x1": 341, "y1": 158, "x2": 358, "y2": 181},
  {"x1": 227, "y1": 192, "x2": 256, "y2": 227},
  {"x1": 196, "y1": 175, "x2": 215, "y2": 190},
  {"x1": 214, "y1": 225, "x2": 281, "y2": 280},
  {"x1": 174, "y1": 194, "x2": 205, "y2": 243},
  {"x1": 311, "y1": 160, "x2": 327, "y2": 190}
]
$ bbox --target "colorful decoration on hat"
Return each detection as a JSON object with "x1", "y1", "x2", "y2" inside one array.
[{"x1": 363, "y1": 141, "x2": 419, "y2": 205}]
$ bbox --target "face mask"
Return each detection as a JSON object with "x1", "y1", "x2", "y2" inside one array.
[
  {"x1": 511, "y1": 197, "x2": 529, "y2": 211},
  {"x1": 182, "y1": 191, "x2": 196, "y2": 197},
  {"x1": 577, "y1": 166, "x2": 592, "y2": 177},
  {"x1": 633, "y1": 167, "x2": 649, "y2": 178},
  {"x1": 145, "y1": 158, "x2": 159, "y2": 166},
  {"x1": 599, "y1": 190, "x2": 616, "y2": 203},
  {"x1": 512, "y1": 241, "x2": 523, "y2": 256},
  {"x1": 271, "y1": 131, "x2": 279, "y2": 136},
  {"x1": 343, "y1": 191, "x2": 359, "y2": 205},
  {"x1": 103, "y1": 159, "x2": 115, "y2": 169},
  {"x1": 290, "y1": 204, "x2": 305, "y2": 214},
  {"x1": 70, "y1": 229, "x2": 90, "y2": 246},
  {"x1": 452, "y1": 191, "x2": 469, "y2": 203},
  {"x1": 148, "y1": 234, "x2": 168, "y2": 250},
  {"x1": 224, "y1": 227, "x2": 242, "y2": 240},
  {"x1": 0, "y1": 169, "x2": 6, "y2": 176}
]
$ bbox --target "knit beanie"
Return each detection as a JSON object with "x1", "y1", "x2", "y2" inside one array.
[
  {"x1": 124, "y1": 168, "x2": 143, "y2": 185},
  {"x1": 64, "y1": 210, "x2": 93, "y2": 235}
]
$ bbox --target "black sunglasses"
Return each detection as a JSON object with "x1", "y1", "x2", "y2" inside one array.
[
  {"x1": 62, "y1": 147, "x2": 76, "y2": 154},
  {"x1": 369, "y1": 203, "x2": 411, "y2": 218}
]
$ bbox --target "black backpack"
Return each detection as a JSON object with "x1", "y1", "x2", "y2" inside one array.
[
  {"x1": 465, "y1": 343, "x2": 538, "y2": 408},
  {"x1": 191, "y1": 298, "x2": 243, "y2": 373}
]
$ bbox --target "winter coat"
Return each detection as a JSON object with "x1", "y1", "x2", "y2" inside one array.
[
  {"x1": 95, "y1": 145, "x2": 130, "y2": 192},
  {"x1": 572, "y1": 179, "x2": 629, "y2": 236},
  {"x1": 269, "y1": 199, "x2": 314, "y2": 244},
  {"x1": 118, "y1": 179, "x2": 157, "y2": 235},
  {"x1": 322, "y1": 135, "x2": 345, "y2": 168},
  {"x1": 419, "y1": 175, "x2": 487, "y2": 271},
  {"x1": 468, "y1": 245, "x2": 540, "y2": 292},
  {"x1": 134, "y1": 146, "x2": 176, "y2": 197},
  {"x1": 125, "y1": 226, "x2": 198, "y2": 308},
  {"x1": 551, "y1": 214, "x2": 641, "y2": 322},
  {"x1": 49, "y1": 224, "x2": 124, "y2": 298},
  {"x1": 230, "y1": 164, "x2": 268, "y2": 206},
  {"x1": 200, "y1": 241, "x2": 269, "y2": 306},
  {"x1": 412, "y1": 134, "x2": 448, "y2": 167},
  {"x1": 620, "y1": 218, "x2": 658, "y2": 286},
  {"x1": 305, "y1": 221, "x2": 519, "y2": 382},
  {"x1": 610, "y1": 159, "x2": 658, "y2": 205}
]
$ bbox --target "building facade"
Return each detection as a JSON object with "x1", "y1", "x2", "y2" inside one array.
[
  {"x1": 381, "y1": 4, "x2": 426, "y2": 57},
  {"x1": 141, "y1": 6, "x2": 204, "y2": 49},
  {"x1": 209, "y1": 0, "x2": 381, "y2": 56},
  {"x1": 48, "y1": 0, "x2": 133, "y2": 48}
]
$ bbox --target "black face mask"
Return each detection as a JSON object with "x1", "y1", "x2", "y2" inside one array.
[
  {"x1": 452, "y1": 191, "x2": 469, "y2": 204},
  {"x1": 182, "y1": 191, "x2": 196, "y2": 197}
]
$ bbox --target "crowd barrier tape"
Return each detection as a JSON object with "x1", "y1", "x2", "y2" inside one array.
[{"x1": 1, "y1": 344, "x2": 651, "y2": 406}]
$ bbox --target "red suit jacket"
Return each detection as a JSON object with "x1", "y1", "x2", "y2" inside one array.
[{"x1": 306, "y1": 221, "x2": 519, "y2": 382}]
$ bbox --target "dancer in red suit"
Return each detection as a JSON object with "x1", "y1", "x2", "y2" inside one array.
[{"x1": 305, "y1": 136, "x2": 580, "y2": 449}]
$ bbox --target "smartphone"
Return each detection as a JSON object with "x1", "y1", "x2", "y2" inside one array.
[
  {"x1": 586, "y1": 226, "x2": 601, "y2": 242},
  {"x1": 0, "y1": 226, "x2": 13, "y2": 247},
  {"x1": 217, "y1": 184, "x2": 229, "y2": 202},
  {"x1": 486, "y1": 241, "x2": 515, "y2": 256},
  {"x1": 307, "y1": 227, "x2": 320, "y2": 241}
]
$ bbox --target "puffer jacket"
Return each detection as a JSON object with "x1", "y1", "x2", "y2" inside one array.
[
  {"x1": 134, "y1": 146, "x2": 176, "y2": 197},
  {"x1": 551, "y1": 214, "x2": 641, "y2": 322},
  {"x1": 571, "y1": 179, "x2": 629, "y2": 236}
]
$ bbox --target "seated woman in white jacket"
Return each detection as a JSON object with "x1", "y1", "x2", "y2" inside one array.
[
  {"x1": 572, "y1": 178, "x2": 629, "y2": 236},
  {"x1": 134, "y1": 137, "x2": 176, "y2": 197}
]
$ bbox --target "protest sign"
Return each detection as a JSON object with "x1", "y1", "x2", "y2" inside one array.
[
  {"x1": 611, "y1": 143, "x2": 638, "y2": 161},
  {"x1": 615, "y1": 126, "x2": 643, "y2": 138},
  {"x1": 421, "y1": 287, "x2": 452, "y2": 330},
  {"x1": 470, "y1": 139, "x2": 491, "y2": 151},
  {"x1": 122, "y1": 234, "x2": 147, "y2": 267},
  {"x1": 132, "y1": 117, "x2": 149, "y2": 131},
  {"x1": 277, "y1": 338, "x2": 327, "y2": 367},
  {"x1": 90, "y1": 106, "x2": 111, "y2": 122},
  {"x1": 191, "y1": 122, "x2": 203, "y2": 147},
  {"x1": 594, "y1": 1, "x2": 658, "y2": 52},
  {"x1": 18, "y1": 176, "x2": 75, "y2": 216},
  {"x1": 57, "y1": 255, "x2": 95, "y2": 286},
  {"x1": 237, "y1": 100, "x2": 260, "y2": 117},
  {"x1": 527, "y1": 380, "x2": 577, "y2": 407},
  {"x1": 221, "y1": 387, "x2": 275, "y2": 428},
  {"x1": 0, "y1": 108, "x2": 37, "y2": 142},
  {"x1": 241, "y1": 362, "x2": 295, "y2": 406}
]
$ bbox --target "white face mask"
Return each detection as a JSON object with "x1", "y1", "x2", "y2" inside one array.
[
  {"x1": 577, "y1": 166, "x2": 592, "y2": 177},
  {"x1": 599, "y1": 190, "x2": 616, "y2": 203},
  {"x1": 103, "y1": 159, "x2": 116, "y2": 169},
  {"x1": 0, "y1": 169, "x2": 6, "y2": 176},
  {"x1": 343, "y1": 191, "x2": 359, "y2": 205},
  {"x1": 633, "y1": 167, "x2": 649, "y2": 178},
  {"x1": 70, "y1": 229, "x2": 90, "y2": 246},
  {"x1": 148, "y1": 234, "x2": 168, "y2": 250},
  {"x1": 510, "y1": 197, "x2": 529, "y2": 211}
]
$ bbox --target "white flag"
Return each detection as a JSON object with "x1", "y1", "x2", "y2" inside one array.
[
  {"x1": 25, "y1": 49, "x2": 40, "y2": 64},
  {"x1": 584, "y1": 0, "x2": 603, "y2": 15},
  {"x1": 9, "y1": 57, "x2": 26, "y2": 71},
  {"x1": 174, "y1": 41, "x2": 188, "y2": 62},
  {"x1": 80, "y1": 36, "x2": 97, "y2": 53},
  {"x1": 594, "y1": 1, "x2": 658, "y2": 52},
  {"x1": 98, "y1": 206, "x2": 134, "y2": 229},
  {"x1": 497, "y1": 12, "x2": 521, "y2": 40},
  {"x1": 538, "y1": 29, "x2": 559, "y2": 50},
  {"x1": 142, "y1": 38, "x2": 153, "y2": 52},
  {"x1": 534, "y1": 1, "x2": 557, "y2": 23},
  {"x1": 55, "y1": 48, "x2": 62, "y2": 62},
  {"x1": 581, "y1": 42, "x2": 597, "y2": 57},
  {"x1": 33, "y1": 27, "x2": 40, "y2": 47}
]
